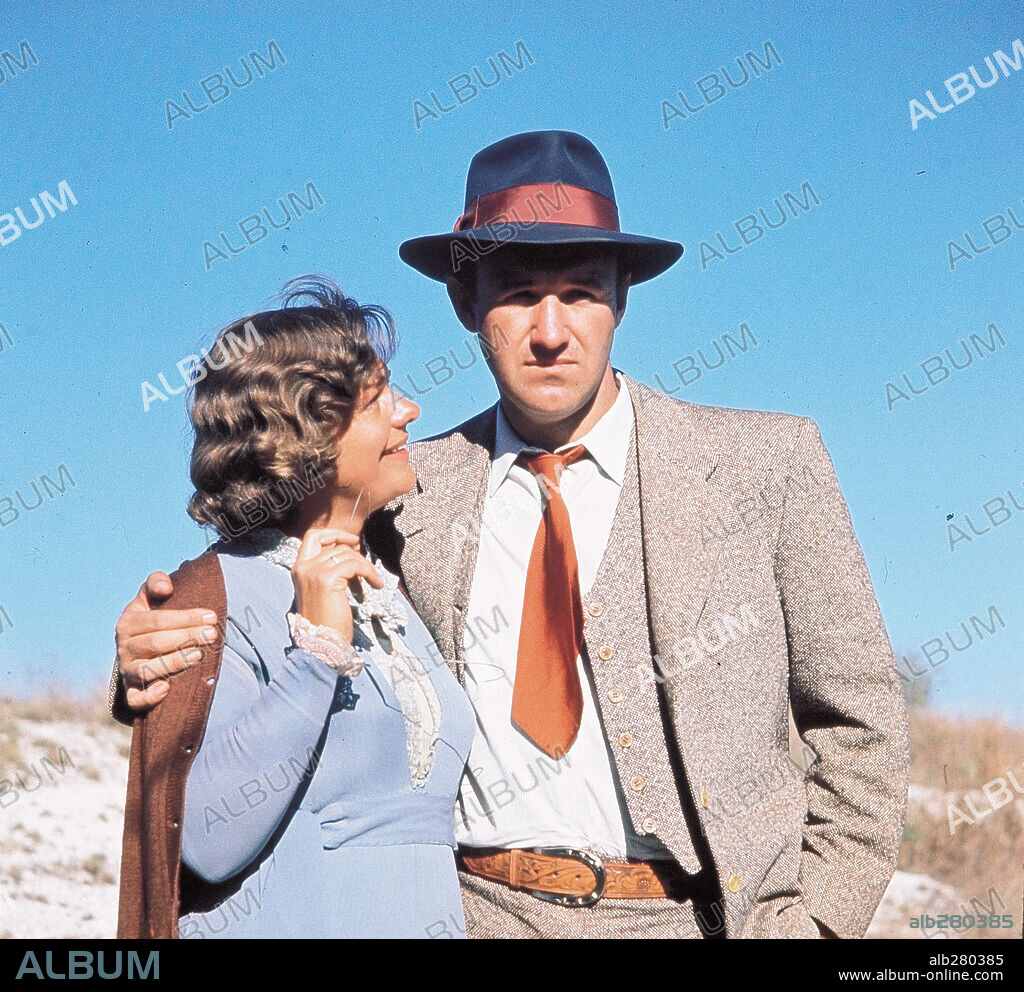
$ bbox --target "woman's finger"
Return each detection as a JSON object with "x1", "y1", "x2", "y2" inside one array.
[
  {"x1": 303, "y1": 544, "x2": 363, "y2": 570},
  {"x1": 311, "y1": 529, "x2": 361, "y2": 547},
  {"x1": 338, "y1": 555, "x2": 384, "y2": 590},
  {"x1": 297, "y1": 529, "x2": 360, "y2": 558},
  {"x1": 303, "y1": 545, "x2": 383, "y2": 589}
]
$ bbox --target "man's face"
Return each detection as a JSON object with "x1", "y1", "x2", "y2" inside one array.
[{"x1": 452, "y1": 248, "x2": 628, "y2": 428}]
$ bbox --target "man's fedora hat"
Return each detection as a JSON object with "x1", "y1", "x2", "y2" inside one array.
[{"x1": 399, "y1": 130, "x2": 683, "y2": 284}]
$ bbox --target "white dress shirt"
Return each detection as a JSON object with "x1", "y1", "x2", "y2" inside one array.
[{"x1": 454, "y1": 372, "x2": 673, "y2": 859}]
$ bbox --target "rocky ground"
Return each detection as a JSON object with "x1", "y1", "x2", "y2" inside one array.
[{"x1": 0, "y1": 700, "x2": 1019, "y2": 939}]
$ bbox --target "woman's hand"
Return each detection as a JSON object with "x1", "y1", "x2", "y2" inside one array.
[{"x1": 291, "y1": 528, "x2": 384, "y2": 642}]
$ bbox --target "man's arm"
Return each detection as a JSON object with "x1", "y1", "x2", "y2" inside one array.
[
  {"x1": 774, "y1": 418, "x2": 910, "y2": 939},
  {"x1": 109, "y1": 571, "x2": 220, "y2": 724}
]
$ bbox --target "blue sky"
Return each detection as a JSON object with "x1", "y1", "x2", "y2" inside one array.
[{"x1": 0, "y1": 0, "x2": 1020, "y2": 723}]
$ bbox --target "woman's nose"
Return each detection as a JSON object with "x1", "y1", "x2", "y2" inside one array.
[{"x1": 393, "y1": 391, "x2": 420, "y2": 426}]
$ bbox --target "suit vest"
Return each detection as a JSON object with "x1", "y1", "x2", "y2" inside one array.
[{"x1": 570, "y1": 423, "x2": 706, "y2": 874}]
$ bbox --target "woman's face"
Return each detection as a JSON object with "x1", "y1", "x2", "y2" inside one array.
[{"x1": 333, "y1": 364, "x2": 420, "y2": 513}]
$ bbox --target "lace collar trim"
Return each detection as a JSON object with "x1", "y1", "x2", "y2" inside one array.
[{"x1": 226, "y1": 526, "x2": 440, "y2": 789}]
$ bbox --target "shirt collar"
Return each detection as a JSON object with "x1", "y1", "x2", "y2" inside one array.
[{"x1": 489, "y1": 370, "x2": 634, "y2": 496}]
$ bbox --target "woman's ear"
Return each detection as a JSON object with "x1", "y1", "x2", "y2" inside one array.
[{"x1": 446, "y1": 277, "x2": 478, "y2": 334}]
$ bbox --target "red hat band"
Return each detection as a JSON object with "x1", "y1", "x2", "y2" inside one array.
[{"x1": 453, "y1": 182, "x2": 620, "y2": 233}]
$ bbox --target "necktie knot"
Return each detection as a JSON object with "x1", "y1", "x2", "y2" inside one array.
[{"x1": 520, "y1": 444, "x2": 587, "y2": 497}]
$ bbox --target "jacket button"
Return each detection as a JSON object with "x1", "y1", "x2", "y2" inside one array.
[
  {"x1": 588, "y1": 601, "x2": 604, "y2": 617},
  {"x1": 641, "y1": 816, "x2": 659, "y2": 834},
  {"x1": 598, "y1": 644, "x2": 614, "y2": 661},
  {"x1": 629, "y1": 775, "x2": 646, "y2": 792},
  {"x1": 607, "y1": 688, "x2": 623, "y2": 704},
  {"x1": 618, "y1": 732, "x2": 633, "y2": 748},
  {"x1": 727, "y1": 873, "x2": 742, "y2": 893},
  {"x1": 700, "y1": 787, "x2": 710, "y2": 808}
]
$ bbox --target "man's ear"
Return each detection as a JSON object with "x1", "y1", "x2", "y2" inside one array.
[
  {"x1": 446, "y1": 276, "x2": 478, "y2": 333},
  {"x1": 614, "y1": 270, "x2": 631, "y2": 327}
]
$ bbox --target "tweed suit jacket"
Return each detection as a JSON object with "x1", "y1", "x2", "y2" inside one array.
[{"x1": 364, "y1": 368, "x2": 910, "y2": 939}]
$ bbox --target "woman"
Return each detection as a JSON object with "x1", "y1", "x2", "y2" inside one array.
[{"x1": 121, "y1": 276, "x2": 475, "y2": 939}]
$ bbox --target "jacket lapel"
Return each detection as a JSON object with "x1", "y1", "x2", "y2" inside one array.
[
  {"x1": 392, "y1": 405, "x2": 496, "y2": 674},
  {"x1": 623, "y1": 373, "x2": 728, "y2": 696}
]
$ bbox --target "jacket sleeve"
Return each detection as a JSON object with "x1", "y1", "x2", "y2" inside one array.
[
  {"x1": 180, "y1": 620, "x2": 347, "y2": 885},
  {"x1": 773, "y1": 417, "x2": 910, "y2": 939}
]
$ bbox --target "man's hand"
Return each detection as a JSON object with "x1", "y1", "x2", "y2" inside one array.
[{"x1": 115, "y1": 571, "x2": 219, "y2": 712}]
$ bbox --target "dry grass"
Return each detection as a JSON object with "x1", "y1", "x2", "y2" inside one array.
[
  {"x1": 899, "y1": 708, "x2": 1024, "y2": 937},
  {"x1": 909, "y1": 709, "x2": 1024, "y2": 788},
  {"x1": 80, "y1": 854, "x2": 116, "y2": 887},
  {"x1": 0, "y1": 691, "x2": 112, "y2": 726},
  {"x1": 0, "y1": 719, "x2": 23, "y2": 777},
  {"x1": 0, "y1": 687, "x2": 122, "y2": 779}
]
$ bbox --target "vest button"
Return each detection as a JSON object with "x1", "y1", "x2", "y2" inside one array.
[
  {"x1": 629, "y1": 775, "x2": 646, "y2": 792},
  {"x1": 618, "y1": 732, "x2": 634, "y2": 748},
  {"x1": 588, "y1": 601, "x2": 604, "y2": 617},
  {"x1": 598, "y1": 644, "x2": 614, "y2": 661},
  {"x1": 607, "y1": 688, "x2": 624, "y2": 704}
]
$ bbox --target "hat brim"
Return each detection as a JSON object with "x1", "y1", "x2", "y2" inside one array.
[{"x1": 399, "y1": 223, "x2": 683, "y2": 284}]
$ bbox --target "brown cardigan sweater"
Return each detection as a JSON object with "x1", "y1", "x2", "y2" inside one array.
[{"x1": 116, "y1": 550, "x2": 227, "y2": 939}]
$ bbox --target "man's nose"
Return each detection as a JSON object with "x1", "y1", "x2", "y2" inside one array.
[{"x1": 531, "y1": 295, "x2": 571, "y2": 349}]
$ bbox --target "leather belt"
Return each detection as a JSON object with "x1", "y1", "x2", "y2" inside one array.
[{"x1": 457, "y1": 846, "x2": 696, "y2": 907}]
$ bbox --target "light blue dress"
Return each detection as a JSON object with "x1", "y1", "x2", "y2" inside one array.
[{"x1": 177, "y1": 529, "x2": 475, "y2": 939}]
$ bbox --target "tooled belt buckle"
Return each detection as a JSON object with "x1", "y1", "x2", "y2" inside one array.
[{"x1": 525, "y1": 847, "x2": 607, "y2": 907}]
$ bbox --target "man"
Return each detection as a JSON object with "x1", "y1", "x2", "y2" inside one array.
[{"x1": 112, "y1": 130, "x2": 910, "y2": 938}]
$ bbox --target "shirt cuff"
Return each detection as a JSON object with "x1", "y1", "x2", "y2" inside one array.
[{"x1": 287, "y1": 612, "x2": 366, "y2": 677}]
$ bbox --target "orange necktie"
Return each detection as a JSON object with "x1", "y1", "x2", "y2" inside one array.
[{"x1": 511, "y1": 445, "x2": 588, "y2": 759}]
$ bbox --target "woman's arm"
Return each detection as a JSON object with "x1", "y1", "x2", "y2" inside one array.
[
  {"x1": 180, "y1": 620, "x2": 345, "y2": 884},
  {"x1": 182, "y1": 528, "x2": 384, "y2": 883}
]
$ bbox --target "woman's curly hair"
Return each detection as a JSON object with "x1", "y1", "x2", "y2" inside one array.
[{"x1": 187, "y1": 275, "x2": 397, "y2": 539}]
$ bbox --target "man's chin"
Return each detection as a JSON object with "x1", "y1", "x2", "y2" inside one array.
[{"x1": 510, "y1": 384, "x2": 597, "y2": 423}]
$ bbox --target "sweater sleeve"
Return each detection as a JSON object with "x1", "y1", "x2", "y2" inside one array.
[{"x1": 180, "y1": 620, "x2": 360, "y2": 884}]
